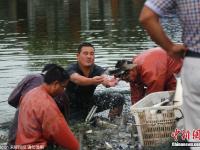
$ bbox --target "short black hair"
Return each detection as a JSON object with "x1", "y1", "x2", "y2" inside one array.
[
  {"x1": 77, "y1": 42, "x2": 95, "y2": 53},
  {"x1": 42, "y1": 64, "x2": 57, "y2": 73},
  {"x1": 44, "y1": 65, "x2": 69, "y2": 84}
]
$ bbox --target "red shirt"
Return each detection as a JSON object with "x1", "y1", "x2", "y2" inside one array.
[
  {"x1": 15, "y1": 85, "x2": 79, "y2": 150},
  {"x1": 130, "y1": 47, "x2": 183, "y2": 104}
]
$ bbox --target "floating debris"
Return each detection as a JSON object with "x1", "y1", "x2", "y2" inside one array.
[
  {"x1": 94, "y1": 117, "x2": 118, "y2": 129},
  {"x1": 105, "y1": 141, "x2": 113, "y2": 149},
  {"x1": 85, "y1": 130, "x2": 93, "y2": 134}
]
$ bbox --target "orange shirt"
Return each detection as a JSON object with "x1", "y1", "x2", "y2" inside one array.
[
  {"x1": 130, "y1": 47, "x2": 183, "y2": 104},
  {"x1": 15, "y1": 86, "x2": 79, "y2": 150}
]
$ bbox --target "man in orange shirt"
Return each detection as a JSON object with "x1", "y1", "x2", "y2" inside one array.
[
  {"x1": 15, "y1": 65, "x2": 79, "y2": 150},
  {"x1": 115, "y1": 47, "x2": 183, "y2": 104}
]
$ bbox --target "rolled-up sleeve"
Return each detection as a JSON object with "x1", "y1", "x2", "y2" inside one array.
[
  {"x1": 145, "y1": 0, "x2": 176, "y2": 17},
  {"x1": 66, "y1": 64, "x2": 77, "y2": 76}
]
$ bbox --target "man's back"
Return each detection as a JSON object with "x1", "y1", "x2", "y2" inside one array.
[
  {"x1": 130, "y1": 47, "x2": 182, "y2": 103},
  {"x1": 134, "y1": 47, "x2": 182, "y2": 89},
  {"x1": 8, "y1": 74, "x2": 43, "y2": 108}
]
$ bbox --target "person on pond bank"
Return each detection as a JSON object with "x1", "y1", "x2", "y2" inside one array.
[
  {"x1": 114, "y1": 47, "x2": 183, "y2": 104},
  {"x1": 65, "y1": 42, "x2": 124, "y2": 123},
  {"x1": 139, "y1": 0, "x2": 200, "y2": 148},
  {"x1": 7, "y1": 64, "x2": 70, "y2": 148},
  {"x1": 15, "y1": 65, "x2": 79, "y2": 150}
]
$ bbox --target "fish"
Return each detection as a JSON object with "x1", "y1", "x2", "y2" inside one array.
[
  {"x1": 105, "y1": 141, "x2": 113, "y2": 149},
  {"x1": 151, "y1": 74, "x2": 183, "y2": 114},
  {"x1": 150, "y1": 97, "x2": 173, "y2": 114},
  {"x1": 93, "y1": 117, "x2": 118, "y2": 129}
]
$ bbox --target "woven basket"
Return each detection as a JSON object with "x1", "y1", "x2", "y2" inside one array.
[{"x1": 130, "y1": 91, "x2": 183, "y2": 147}]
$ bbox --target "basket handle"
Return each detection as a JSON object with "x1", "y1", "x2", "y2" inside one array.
[{"x1": 174, "y1": 107, "x2": 184, "y2": 122}]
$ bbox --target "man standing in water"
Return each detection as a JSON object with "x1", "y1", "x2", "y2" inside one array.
[
  {"x1": 7, "y1": 64, "x2": 69, "y2": 147},
  {"x1": 65, "y1": 42, "x2": 124, "y2": 123},
  {"x1": 15, "y1": 65, "x2": 79, "y2": 150}
]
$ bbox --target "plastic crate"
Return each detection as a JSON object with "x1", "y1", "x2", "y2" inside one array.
[{"x1": 130, "y1": 91, "x2": 183, "y2": 147}]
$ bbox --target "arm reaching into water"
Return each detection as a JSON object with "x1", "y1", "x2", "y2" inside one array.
[{"x1": 70, "y1": 73, "x2": 104, "y2": 86}]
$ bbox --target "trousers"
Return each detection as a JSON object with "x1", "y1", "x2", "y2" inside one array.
[{"x1": 181, "y1": 56, "x2": 200, "y2": 150}]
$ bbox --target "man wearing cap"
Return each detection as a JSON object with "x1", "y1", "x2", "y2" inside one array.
[{"x1": 115, "y1": 47, "x2": 183, "y2": 104}]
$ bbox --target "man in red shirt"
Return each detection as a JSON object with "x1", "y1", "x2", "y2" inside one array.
[
  {"x1": 115, "y1": 47, "x2": 183, "y2": 104},
  {"x1": 7, "y1": 64, "x2": 69, "y2": 147},
  {"x1": 15, "y1": 65, "x2": 79, "y2": 150}
]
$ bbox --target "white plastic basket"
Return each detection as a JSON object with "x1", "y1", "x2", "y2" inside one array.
[{"x1": 130, "y1": 91, "x2": 183, "y2": 147}]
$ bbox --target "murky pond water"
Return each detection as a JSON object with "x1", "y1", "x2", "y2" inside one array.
[{"x1": 0, "y1": 0, "x2": 183, "y2": 148}]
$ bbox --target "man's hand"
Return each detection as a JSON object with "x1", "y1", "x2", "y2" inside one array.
[
  {"x1": 106, "y1": 77, "x2": 118, "y2": 87},
  {"x1": 167, "y1": 43, "x2": 187, "y2": 58},
  {"x1": 102, "y1": 75, "x2": 118, "y2": 87},
  {"x1": 139, "y1": 6, "x2": 188, "y2": 58},
  {"x1": 91, "y1": 76, "x2": 105, "y2": 85}
]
